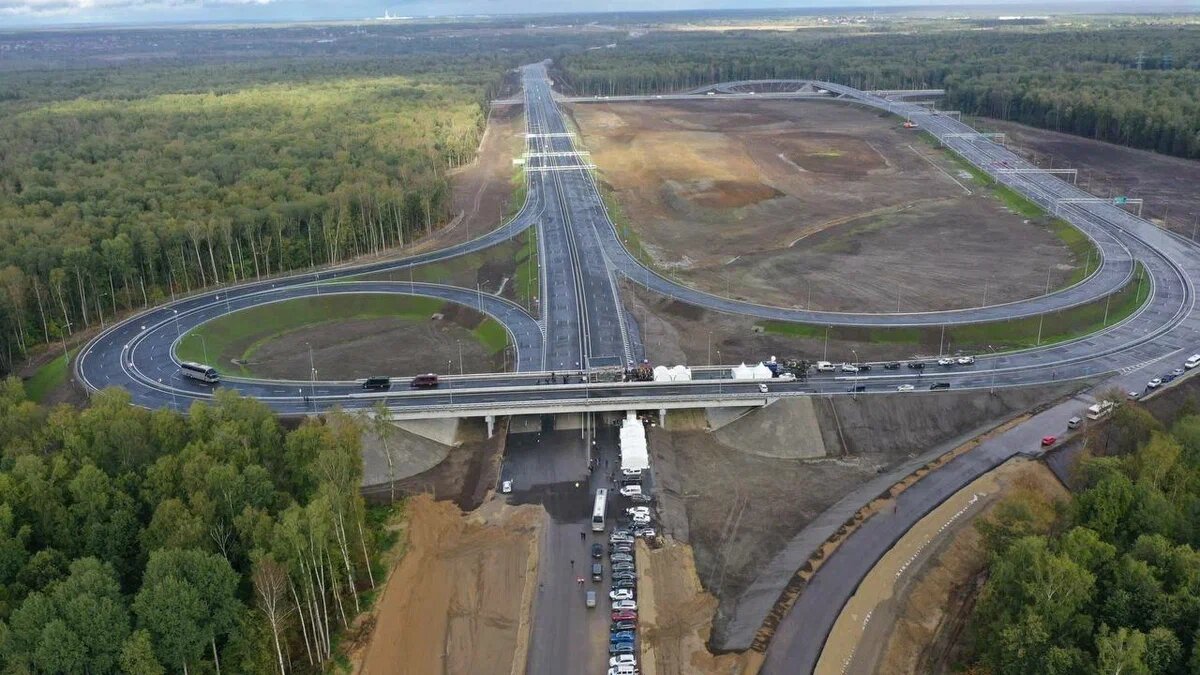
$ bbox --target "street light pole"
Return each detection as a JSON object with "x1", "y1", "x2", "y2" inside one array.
[
  {"x1": 307, "y1": 343, "x2": 316, "y2": 400},
  {"x1": 823, "y1": 325, "x2": 830, "y2": 361},
  {"x1": 851, "y1": 348, "x2": 859, "y2": 399},
  {"x1": 458, "y1": 340, "x2": 464, "y2": 376},
  {"x1": 988, "y1": 344, "x2": 997, "y2": 395}
]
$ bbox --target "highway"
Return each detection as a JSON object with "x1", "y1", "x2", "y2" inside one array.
[{"x1": 77, "y1": 64, "x2": 1200, "y2": 427}]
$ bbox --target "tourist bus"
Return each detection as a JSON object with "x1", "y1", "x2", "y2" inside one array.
[
  {"x1": 592, "y1": 488, "x2": 608, "y2": 532},
  {"x1": 180, "y1": 361, "x2": 220, "y2": 384}
]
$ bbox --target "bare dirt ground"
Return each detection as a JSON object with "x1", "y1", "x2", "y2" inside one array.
[
  {"x1": 983, "y1": 118, "x2": 1200, "y2": 236},
  {"x1": 623, "y1": 281, "x2": 929, "y2": 365},
  {"x1": 245, "y1": 311, "x2": 497, "y2": 381},
  {"x1": 634, "y1": 538, "x2": 750, "y2": 675},
  {"x1": 362, "y1": 418, "x2": 507, "y2": 512},
  {"x1": 355, "y1": 494, "x2": 544, "y2": 675},
  {"x1": 402, "y1": 104, "x2": 527, "y2": 256},
  {"x1": 818, "y1": 458, "x2": 1067, "y2": 675},
  {"x1": 572, "y1": 100, "x2": 1077, "y2": 311}
]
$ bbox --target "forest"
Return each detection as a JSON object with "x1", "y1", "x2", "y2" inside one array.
[
  {"x1": 0, "y1": 23, "x2": 615, "y2": 376},
  {"x1": 556, "y1": 25, "x2": 1200, "y2": 159},
  {"x1": 0, "y1": 379, "x2": 388, "y2": 673},
  {"x1": 966, "y1": 401, "x2": 1200, "y2": 673}
]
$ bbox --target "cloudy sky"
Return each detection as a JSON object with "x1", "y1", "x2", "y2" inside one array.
[{"x1": 0, "y1": 0, "x2": 1147, "y2": 26}]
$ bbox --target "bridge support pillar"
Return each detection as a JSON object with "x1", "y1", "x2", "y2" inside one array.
[
  {"x1": 486, "y1": 415, "x2": 496, "y2": 439},
  {"x1": 658, "y1": 409, "x2": 666, "y2": 427}
]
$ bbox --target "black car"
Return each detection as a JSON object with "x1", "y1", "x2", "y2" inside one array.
[
  {"x1": 907, "y1": 362, "x2": 926, "y2": 370},
  {"x1": 361, "y1": 376, "x2": 390, "y2": 390},
  {"x1": 929, "y1": 382, "x2": 951, "y2": 390},
  {"x1": 612, "y1": 578, "x2": 637, "y2": 589},
  {"x1": 592, "y1": 563, "x2": 603, "y2": 581},
  {"x1": 591, "y1": 543, "x2": 603, "y2": 559},
  {"x1": 611, "y1": 621, "x2": 636, "y2": 632},
  {"x1": 848, "y1": 385, "x2": 866, "y2": 393},
  {"x1": 884, "y1": 362, "x2": 901, "y2": 370},
  {"x1": 857, "y1": 364, "x2": 871, "y2": 372}
]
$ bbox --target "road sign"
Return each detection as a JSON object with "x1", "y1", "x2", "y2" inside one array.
[{"x1": 1114, "y1": 196, "x2": 1128, "y2": 205}]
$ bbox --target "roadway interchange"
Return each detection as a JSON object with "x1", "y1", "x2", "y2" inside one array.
[{"x1": 79, "y1": 64, "x2": 1199, "y2": 422}]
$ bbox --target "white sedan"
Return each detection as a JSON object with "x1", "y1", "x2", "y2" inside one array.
[
  {"x1": 896, "y1": 384, "x2": 915, "y2": 392},
  {"x1": 610, "y1": 655, "x2": 637, "y2": 668},
  {"x1": 609, "y1": 589, "x2": 635, "y2": 601},
  {"x1": 501, "y1": 480, "x2": 512, "y2": 494},
  {"x1": 937, "y1": 357, "x2": 955, "y2": 366},
  {"x1": 1147, "y1": 378, "x2": 1163, "y2": 389},
  {"x1": 612, "y1": 599, "x2": 638, "y2": 611},
  {"x1": 619, "y1": 485, "x2": 643, "y2": 497},
  {"x1": 956, "y1": 355, "x2": 976, "y2": 365}
]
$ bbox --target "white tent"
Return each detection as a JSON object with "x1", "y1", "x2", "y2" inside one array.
[
  {"x1": 653, "y1": 365, "x2": 693, "y2": 382},
  {"x1": 751, "y1": 362, "x2": 773, "y2": 379},
  {"x1": 620, "y1": 413, "x2": 649, "y2": 472},
  {"x1": 731, "y1": 363, "x2": 755, "y2": 380}
]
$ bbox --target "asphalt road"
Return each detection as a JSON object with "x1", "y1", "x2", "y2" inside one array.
[{"x1": 77, "y1": 67, "x2": 1200, "y2": 431}]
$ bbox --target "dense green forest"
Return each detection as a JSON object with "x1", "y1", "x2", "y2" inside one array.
[
  {"x1": 0, "y1": 23, "x2": 615, "y2": 375},
  {"x1": 0, "y1": 378, "x2": 388, "y2": 673},
  {"x1": 557, "y1": 26, "x2": 1200, "y2": 158},
  {"x1": 966, "y1": 402, "x2": 1200, "y2": 673}
]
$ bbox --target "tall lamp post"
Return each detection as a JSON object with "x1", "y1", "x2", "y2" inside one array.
[{"x1": 306, "y1": 343, "x2": 316, "y2": 401}]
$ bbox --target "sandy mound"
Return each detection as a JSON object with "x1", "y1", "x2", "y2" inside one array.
[{"x1": 358, "y1": 495, "x2": 543, "y2": 675}]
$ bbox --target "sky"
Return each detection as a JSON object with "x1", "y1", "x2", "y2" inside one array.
[{"x1": 0, "y1": 0, "x2": 1162, "y2": 27}]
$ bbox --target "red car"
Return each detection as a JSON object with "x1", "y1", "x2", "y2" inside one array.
[
  {"x1": 1041, "y1": 436, "x2": 1057, "y2": 447},
  {"x1": 611, "y1": 610, "x2": 637, "y2": 622}
]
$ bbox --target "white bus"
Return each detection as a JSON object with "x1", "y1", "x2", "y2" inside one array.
[
  {"x1": 592, "y1": 488, "x2": 608, "y2": 532},
  {"x1": 1086, "y1": 400, "x2": 1114, "y2": 420},
  {"x1": 180, "y1": 361, "x2": 220, "y2": 384}
]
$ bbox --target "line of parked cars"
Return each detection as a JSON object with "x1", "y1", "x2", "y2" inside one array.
[
  {"x1": 813, "y1": 356, "x2": 975, "y2": 374},
  {"x1": 607, "y1": 526, "x2": 640, "y2": 673}
]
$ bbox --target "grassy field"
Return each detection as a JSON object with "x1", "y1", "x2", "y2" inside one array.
[
  {"x1": 23, "y1": 348, "x2": 77, "y2": 403},
  {"x1": 512, "y1": 228, "x2": 540, "y2": 310},
  {"x1": 764, "y1": 262, "x2": 1148, "y2": 355},
  {"x1": 175, "y1": 294, "x2": 508, "y2": 376}
]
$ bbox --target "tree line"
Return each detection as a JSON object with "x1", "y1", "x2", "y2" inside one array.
[
  {"x1": 556, "y1": 25, "x2": 1200, "y2": 158},
  {"x1": 0, "y1": 379, "x2": 388, "y2": 673},
  {"x1": 965, "y1": 401, "x2": 1200, "y2": 673}
]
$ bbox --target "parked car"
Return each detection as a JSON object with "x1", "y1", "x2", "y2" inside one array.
[
  {"x1": 929, "y1": 382, "x2": 951, "y2": 390},
  {"x1": 884, "y1": 362, "x2": 902, "y2": 370},
  {"x1": 896, "y1": 384, "x2": 915, "y2": 392},
  {"x1": 611, "y1": 623, "x2": 637, "y2": 633},
  {"x1": 628, "y1": 494, "x2": 652, "y2": 503},
  {"x1": 1164, "y1": 373, "x2": 1178, "y2": 383},
  {"x1": 840, "y1": 363, "x2": 859, "y2": 373},
  {"x1": 907, "y1": 362, "x2": 926, "y2": 370},
  {"x1": 634, "y1": 528, "x2": 657, "y2": 538},
  {"x1": 625, "y1": 507, "x2": 650, "y2": 517},
  {"x1": 501, "y1": 480, "x2": 512, "y2": 494},
  {"x1": 815, "y1": 361, "x2": 836, "y2": 372},
  {"x1": 592, "y1": 563, "x2": 603, "y2": 581},
  {"x1": 618, "y1": 485, "x2": 643, "y2": 498},
  {"x1": 612, "y1": 599, "x2": 638, "y2": 611},
  {"x1": 776, "y1": 372, "x2": 797, "y2": 381},
  {"x1": 612, "y1": 578, "x2": 637, "y2": 589},
  {"x1": 611, "y1": 610, "x2": 637, "y2": 622},
  {"x1": 1067, "y1": 416, "x2": 1082, "y2": 430},
  {"x1": 611, "y1": 553, "x2": 633, "y2": 563},
  {"x1": 857, "y1": 364, "x2": 872, "y2": 371},
  {"x1": 610, "y1": 589, "x2": 634, "y2": 601},
  {"x1": 937, "y1": 357, "x2": 955, "y2": 366},
  {"x1": 592, "y1": 543, "x2": 603, "y2": 559},
  {"x1": 609, "y1": 643, "x2": 635, "y2": 655},
  {"x1": 1171, "y1": 368, "x2": 1185, "y2": 377},
  {"x1": 612, "y1": 562, "x2": 636, "y2": 572},
  {"x1": 1041, "y1": 436, "x2": 1057, "y2": 447},
  {"x1": 609, "y1": 666, "x2": 638, "y2": 675},
  {"x1": 1148, "y1": 378, "x2": 1163, "y2": 389},
  {"x1": 612, "y1": 571, "x2": 638, "y2": 581},
  {"x1": 630, "y1": 515, "x2": 651, "y2": 525},
  {"x1": 410, "y1": 373, "x2": 439, "y2": 388},
  {"x1": 610, "y1": 544, "x2": 633, "y2": 554},
  {"x1": 957, "y1": 356, "x2": 976, "y2": 365},
  {"x1": 1127, "y1": 391, "x2": 1140, "y2": 400},
  {"x1": 611, "y1": 631, "x2": 636, "y2": 642},
  {"x1": 758, "y1": 383, "x2": 769, "y2": 393},
  {"x1": 586, "y1": 591, "x2": 597, "y2": 608}
]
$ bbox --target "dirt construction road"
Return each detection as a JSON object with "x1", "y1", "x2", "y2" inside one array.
[{"x1": 358, "y1": 495, "x2": 543, "y2": 675}]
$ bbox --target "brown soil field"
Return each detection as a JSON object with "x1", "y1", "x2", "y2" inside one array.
[
  {"x1": 356, "y1": 495, "x2": 544, "y2": 675},
  {"x1": 983, "y1": 118, "x2": 1200, "y2": 237},
  {"x1": 245, "y1": 313, "x2": 498, "y2": 381},
  {"x1": 634, "y1": 538, "x2": 750, "y2": 675},
  {"x1": 571, "y1": 100, "x2": 1078, "y2": 312},
  {"x1": 820, "y1": 458, "x2": 1068, "y2": 675}
]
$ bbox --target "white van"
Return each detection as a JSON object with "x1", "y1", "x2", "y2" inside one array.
[
  {"x1": 815, "y1": 361, "x2": 835, "y2": 372},
  {"x1": 1086, "y1": 400, "x2": 1114, "y2": 420},
  {"x1": 1186, "y1": 354, "x2": 1200, "y2": 370}
]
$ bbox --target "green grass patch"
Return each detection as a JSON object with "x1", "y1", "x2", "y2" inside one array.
[
  {"x1": 23, "y1": 347, "x2": 78, "y2": 403},
  {"x1": 762, "y1": 262, "x2": 1148, "y2": 354},
  {"x1": 506, "y1": 165, "x2": 528, "y2": 220},
  {"x1": 473, "y1": 319, "x2": 509, "y2": 354},
  {"x1": 512, "y1": 228, "x2": 540, "y2": 310},
  {"x1": 175, "y1": 294, "x2": 500, "y2": 376}
]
